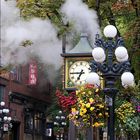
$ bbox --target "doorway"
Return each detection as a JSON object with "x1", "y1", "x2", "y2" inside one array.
[{"x1": 9, "y1": 121, "x2": 20, "y2": 140}]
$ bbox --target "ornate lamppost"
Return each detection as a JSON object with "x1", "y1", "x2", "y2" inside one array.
[
  {"x1": 54, "y1": 110, "x2": 67, "y2": 140},
  {"x1": 0, "y1": 101, "x2": 12, "y2": 140},
  {"x1": 86, "y1": 25, "x2": 135, "y2": 140}
]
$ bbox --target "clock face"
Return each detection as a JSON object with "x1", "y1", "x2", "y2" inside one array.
[{"x1": 69, "y1": 61, "x2": 91, "y2": 85}]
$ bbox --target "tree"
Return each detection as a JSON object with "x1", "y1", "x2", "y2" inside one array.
[{"x1": 17, "y1": 0, "x2": 71, "y2": 36}]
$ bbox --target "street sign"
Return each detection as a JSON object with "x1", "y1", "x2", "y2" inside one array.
[{"x1": 105, "y1": 95, "x2": 112, "y2": 106}]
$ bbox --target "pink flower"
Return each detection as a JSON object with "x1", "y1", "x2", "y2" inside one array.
[{"x1": 137, "y1": 106, "x2": 140, "y2": 112}]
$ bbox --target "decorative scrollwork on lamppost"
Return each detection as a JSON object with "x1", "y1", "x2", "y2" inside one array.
[
  {"x1": 86, "y1": 25, "x2": 135, "y2": 140},
  {"x1": 0, "y1": 101, "x2": 12, "y2": 140},
  {"x1": 54, "y1": 110, "x2": 67, "y2": 140}
]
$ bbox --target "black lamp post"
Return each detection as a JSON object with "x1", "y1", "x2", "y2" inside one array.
[
  {"x1": 0, "y1": 101, "x2": 12, "y2": 140},
  {"x1": 54, "y1": 110, "x2": 67, "y2": 140},
  {"x1": 86, "y1": 25, "x2": 135, "y2": 140}
]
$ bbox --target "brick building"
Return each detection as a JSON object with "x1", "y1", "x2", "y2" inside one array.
[{"x1": 0, "y1": 63, "x2": 52, "y2": 140}]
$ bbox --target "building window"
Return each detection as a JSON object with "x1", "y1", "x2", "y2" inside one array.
[
  {"x1": 0, "y1": 85, "x2": 5, "y2": 101},
  {"x1": 11, "y1": 66, "x2": 22, "y2": 82},
  {"x1": 24, "y1": 109, "x2": 44, "y2": 134},
  {"x1": 34, "y1": 112, "x2": 42, "y2": 133},
  {"x1": 24, "y1": 112, "x2": 33, "y2": 133}
]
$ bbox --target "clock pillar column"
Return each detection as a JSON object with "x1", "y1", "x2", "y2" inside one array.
[{"x1": 61, "y1": 34, "x2": 94, "y2": 140}]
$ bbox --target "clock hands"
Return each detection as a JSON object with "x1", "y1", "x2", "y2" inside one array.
[
  {"x1": 77, "y1": 69, "x2": 84, "y2": 80},
  {"x1": 70, "y1": 70, "x2": 85, "y2": 80},
  {"x1": 70, "y1": 72, "x2": 83, "y2": 74}
]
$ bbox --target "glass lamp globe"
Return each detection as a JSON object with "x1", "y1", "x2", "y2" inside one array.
[
  {"x1": 116, "y1": 54, "x2": 128, "y2": 62},
  {"x1": 121, "y1": 72, "x2": 134, "y2": 87},
  {"x1": 92, "y1": 47, "x2": 105, "y2": 63},
  {"x1": 3, "y1": 109, "x2": 6, "y2": 113},
  {"x1": 8, "y1": 117, "x2": 12, "y2": 121},
  {"x1": 56, "y1": 116, "x2": 60, "y2": 119},
  {"x1": 5, "y1": 109, "x2": 9, "y2": 113},
  {"x1": 103, "y1": 25, "x2": 117, "y2": 38},
  {"x1": 4, "y1": 116, "x2": 8, "y2": 121},
  {"x1": 92, "y1": 47, "x2": 105, "y2": 59},
  {"x1": 61, "y1": 122, "x2": 65, "y2": 125},
  {"x1": 94, "y1": 55, "x2": 106, "y2": 63},
  {"x1": 59, "y1": 110, "x2": 62, "y2": 114},
  {"x1": 86, "y1": 72, "x2": 100, "y2": 86},
  {"x1": 115, "y1": 46, "x2": 128, "y2": 62},
  {"x1": 54, "y1": 122, "x2": 58, "y2": 125},
  {"x1": 0, "y1": 101, "x2": 5, "y2": 106},
  {"x1": 61, "y1": 116, "x2": 65, "y2": 119}
]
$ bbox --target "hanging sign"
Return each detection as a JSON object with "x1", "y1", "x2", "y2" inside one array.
[
  {"x1": 3, "y1": 123, "x2": 8, "y2": 131},
  {"x1": 28, "y1": 61, "x2": 37, "y2": 85}
]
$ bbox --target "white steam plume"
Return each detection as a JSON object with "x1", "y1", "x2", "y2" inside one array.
[
  {"x1": 1, "y1": 0, "x2": 62, "y2": 70},
  {"x1": 1, "y1": 0, "x2": 100, "y2": 84},
  {"x1": 61, "y1": 0, "x2": 100, "y2": 42}
]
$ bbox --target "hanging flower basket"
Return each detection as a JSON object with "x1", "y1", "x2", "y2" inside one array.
[
  {"x1": 56, "y1": 84, "x2": 108, "y2": 128},
  {"x1": 115, "y1": 82, "x2": 140, "y2": 135},
  {"x1": 115, "y1": 100, "x2": 140, "y2": 134},
  {"x1": 56, "y1": 89, "x2": 77, "y2": 112},
  {"x1": 69, "y1": 84, "x2": 108, "y2": 128}
]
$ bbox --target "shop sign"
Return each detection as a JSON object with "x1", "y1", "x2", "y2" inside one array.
[{"x1": 29, "y1": 62, "x2": 37, "y2": 85}]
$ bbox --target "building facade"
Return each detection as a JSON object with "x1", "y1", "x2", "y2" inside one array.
[{"x1": 0, "y1": 63, "x2": 52, "y2": 140}]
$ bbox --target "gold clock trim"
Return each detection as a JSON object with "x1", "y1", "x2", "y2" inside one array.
[
  {"x1": 65, "y1": 57, "x2": 92, "y2": 88},
  {"x1": 69, "y1": 61, "x2": 90, "y2": 85},
  {"x1": 64, "y1": 57, "x2": 104, "y2": 89}
]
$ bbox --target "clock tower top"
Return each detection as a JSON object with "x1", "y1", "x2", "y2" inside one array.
[
  {"x1": 61, "y1": 34, "x2": 93, "y2": 91},
  {"x1": 61, "y1": 34, "x2": 93, "y2": 57}
]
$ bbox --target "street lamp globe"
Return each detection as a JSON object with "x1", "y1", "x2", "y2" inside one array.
[
  {"x1": 54, "y1": 122, "x2": 58, "y2": 125},
  {"x1": 86, "y1": 72, "x2": 100, "y2": 86},
  {"x1": 115, "y1": 46, "x2": 128, "y2": 62},
  {"x1": 3, "y1": 109, "x2": 6, "y2": 113},
  {"x1": 92, "y1": 47, "x2": 105, "y2": 63},
  {"x1": 59, "y1": 110, "x2": 62, "y2": 114},
  {"x1": 121, "y1": 72, "x2": 134, "y2": 87},
  {"x1": 56, "y1": 116, "x2": 60, "y2": 119},
  {"x1": 54, "y1": 110, "x2": 66, "y2": 140},
  {"x1": 0, "y1": 101, "x2": 5, "y2": 106},
  {"x1": 8, "y1": 117, "x2": 12, "y2": 121},
  {"x1": 4, "y1": 116, "x2": 8, "y2": 121},
  {"x1": 103, "y1": 25, "x2": 117, "y2": 38},
  {"x1": 5, "y1": 109, "x2": 10, "y2": 114},
  {"x1": 61, "y1": 122, "x2": 66, "y2": 126},
  {"x1": 61, "y1": 116, "x2": 65, "y2": 119},
  {"x1": 116, "y1": 54, "x2": 128, "y2": 62},
  {"x1": 0, "y1": 101, "x2": 12, "y2": 139}
]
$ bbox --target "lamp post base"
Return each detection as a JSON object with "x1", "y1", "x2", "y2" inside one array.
[
  {"x1": 104, "y1": 88, "x2": 118, "y2": 140},
  {"x1": 0, "y1": 131, "x2": 3, "y2": 140}
]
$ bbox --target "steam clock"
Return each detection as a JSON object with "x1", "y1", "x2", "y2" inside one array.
[
  {"x1": 61, "y1": 33, "x2": 94, "y2": 140},
  {"x1": 61, "y1": 33, "x2": 93, "y2": 92}
]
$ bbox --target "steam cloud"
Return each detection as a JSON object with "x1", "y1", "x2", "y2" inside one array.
[
  {"x1": 1, "y1": 0, "x2": 100, "y2": 82},
  {"x1": 61, "y1": 0, "x2": 100, "y2": 42},
  {"x1": 1, "y1": 0, "x2": 62, "y2": 70}
]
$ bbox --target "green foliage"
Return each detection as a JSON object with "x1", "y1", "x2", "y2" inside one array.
[
  {"x1": 0, "y1": 65, "x2": 13, "y2": 74},
  {"x1": 17, "y1": 0, "x2": 64, "y2": 19},
  {"x1": 124, "y1": 18, "x2": 140, "y2": 82},
  {"x1": 17, "y1": 0, "x2": 70, "y2": 36},
  {"x1": 20, "y1": 40, "x2": 33, "y2": 47},
  {"x1": 126, "y1": 116, "x2": 140, "y2": 132},
  {"x1": 115, "y1": 82, "x2": 140, "y2": 137}
]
